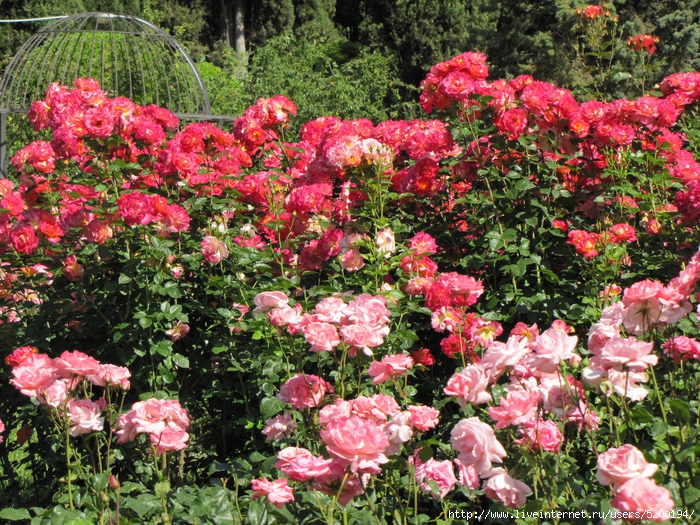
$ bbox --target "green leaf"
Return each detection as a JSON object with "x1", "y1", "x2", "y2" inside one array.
[
  {"x1": 0, "y1": 508, "x2": 32, "y2": 521},
  {"x1": 155, "y1": 480, "x2": 170, "y2": 499},
  {"x1": 260, "y1": 397, "x2": 284, "y2": 418},
  {"x1": 172, "y1": 353, "x2": 190, "y2": 368},
  {"x1": 668, "y1": 399, "x2": 691, "y2": 423},
  {"x1": 629, "y1": 405, "x2": 653, "y2": 424}
]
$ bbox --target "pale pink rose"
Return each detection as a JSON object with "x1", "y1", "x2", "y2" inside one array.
[
  {"x1": 480, "y1": 335, "x2": 531, "y2": 382},
  {"x1": 340, "y1": 249, "x2": 365, "y2": 271},
  {"x1": 376, "y1": 227, "x2": 396, "y2": 257},
  {"x1": 251, "y1": 478, "x2": 295, "y2": 508},
  {"x1": 415, "y1": 458, "x2": 457, "y2": 499},
  {"x1": 53, "y1": 350, "x2": 101, "y2": 377},
  {"x1": 10, "y1": 353, "x2": 57, "y2": 398},
  {"x1": 340, "y1": 323, "x2": 386, "y2": 355},
  {"x1": 450, "y1": 417, "x2": 507, "y2": 475},
  {"x1": 313, "y1": 297, "x2": 349, "y2": 323},
  {"x1": 268, "y1": 304, "x2": 304, "y2": 329},
  {"x1": 253, "y1": 291, "x2": 289, "y2": 313},
  {"x1": 35, "y1": 378, "x2": 70, "y2": 408},
  {"x1": 343, "y1": 294, "x2": 391, "y2": 329},
  {"x1": 318, "y1": 399, "x2": 353, "y2": 427},
  {"x1": 383, "y1": 411, "x2": 413, "y2": 455},
  {"x1": 262, "y1": 411, "x2": 298, "y2": 442},
  {"x1": 662, "y1": 335, "x2": 700, "y2": 362},
  {"x1": 597, "y1": 444, "x2": 659, "y2": 488},
  {"x1": 367, "y1": 354, "x2": 413, "y2": 384},
  {"x1": 302, "y1": 321, "x2": 341, "y2": 352},
  {"x1": 454, "y1": 459, "x2": 480, "y2": 491},
  {"x1": 67, "y1": 399, "x2": 105, "y2": 437},
  {"x1": 404, "y1": 276, "x2": 434, "y2": 296},
  {"x1": 530, "y1": 327, "x2": 578, "y2": 374},
  {"x1": 115, "y1": 411, "x2": 140, "y2": 443},
  {"x1": 150, "y1": 425, "x2": 189, "y2": 454},
  {"x1": 165, "y1": 321, "x2": 190, "y2": 342},
  {"x1": 88, "y1": 364, "x2": 131, "y2": 389},
  {"x1": 587, "y1": 321, "x2": 620, "y2": 355},
  {"x1": 610, "y1": 477, "x2": 675, "y2": 521},
  {"x1": 443, "y1": 364, "x2": 492, "y2": 408},
  {"x1": 514, "y1": 419, "x2": 563, "y2": 452},
  {"x1": 407, "y1": 405, "x2": 440, "y2": 431},
  {"x1": 430, "y1": 306, "x2": 461, "y2": 332},
  {"x1": 598, "y1": 335, "x2": 658, "y2": 371},
  {"x1": 311, "y1": 460, "x2": 365, "y2": 506},
  {"x1": 277, "y1": 374, "x2": 332, "y2": 410},
  {"x1": 275, "y1": 447, "x2": 333, "y2": 482},
  {"x1": 320, "y1": 415, "x2": 390, "y2": 474},
  {"x1": 606, "y1": 368, "x2": 650, "y2": 401},
  {"x1": 539, "y1": 376, "x2": 583, "y2": 419},
  {"x1": 124, "y1": 398, "x2": 189, "y2": 437},
  {"x1": 352, "y1": 395, "x2": 400, "y2": 422},
  {"x1": 483, "y1": 468, "x2": 532, "y2": 509},
  {"x1": 600, "y1": 301, "x2": 626, "y2": 326},
  {"x1": 489, "y1": 389, "x2": 542, "y2": 430},
  {"x1": 201, "y1": 236, "x2": 228, "y2": 264}
]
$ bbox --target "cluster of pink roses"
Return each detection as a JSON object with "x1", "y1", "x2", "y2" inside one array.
[
  {"x1": 255, "y1": 291, "x2": 391, "y2": 356},
  {"x1": 115, "y1": 398, "x2": 190, "y2": 455},
  {"x1": 260, "y1": 375, "x2": 444, "y2": 506},
  {"x1": 7, "y1": 348, "x2": 129, "y2": 437},
  {"x1": 597, "y1": 444, "x2": 674, "y2": 521},
  {"x1": 567, "y1": 223, "x2": 638, "y2": 259},
  {"x1": 584, "y1": 248, "x2": 700, "y2": 399}
]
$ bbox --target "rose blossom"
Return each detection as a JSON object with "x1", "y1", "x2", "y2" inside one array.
[
  {"x1": 443, "y1": 364, "x2": 492, "y2": 407},
  {"x1": 277, "y1": 373, "x2": 332, "y2": 410},
  {"x1": 450, "y1": 417, "x2": 506, "y2": 475},
  {"x1": 488, "y1": 389, "x2": 542, "y2": 430},
  {"x1": 480, "y1": 335, "x2": 531, "y2": 382},
  {"x1": 251, "y1": 478, "x2": 295, "y2": 508},
  {"x1": 150, "y1": 425, "x2": 189, "y2": 454},
  {"x1": 275, "y1": 447, "x2": 333, "y2": 481},
  {"x1": 53, "y1": 350, "x2": 101, "y2": 377},
  {"x1": 407, "y1": 405, "x2": 440, "y2": 431},
  {"x1": 383, "y1": 411, "x2": 413, "y2": 455},
  {"x1": 483, "y1": 468, "x2": 532, "y2": 508},
  {"x1": 5, "y1": 345, "x2": 39, "y2": 367},
  {"x1": 611, "y1": 477, "x2": 675, "y2": 521},
  {"x1": 200, "y1": 236, "x2": 229, "y2": 264},
  {"x1": 597, "y1": 444, "x2": 659, "y2": 488},
  {"x1": 514, "y1": 419, "x2": 563, "y2": 452},
  {"x1": 318, "y1": 399, "x2": 353, "y2": 427},
  {"x1": 253, "y1": 291, "x2": 289, "y2": 313},
  {"x1": 302, "y1": 321, "x2": 341, "y2": 352},
  {"x1": 320, "y1": 415, "x2": 390, "y2": 474},
  {"x1": 262, "y1": 411, "x2": 298, "y2": 442},
  {"x1": 367, "y1": 354, "x2": 414, "y2": 384},
  {"x1": 10, "y1": 353, "x2": 58, "y2": 397},
  {"x1": 376, "y1": 227, "x2": 396, "y2": 257},
  {"x1": 88, "y1": 364, "x2": 131, "y2": 389},
  {"x1": 415, "y1": 458, "x2": 457, "y2": 499},
  {"x1": 67, "y1": 398, "x2": 105, "y2": 436},
  {"x1": 530, "y1": 327, "x2": 578, "y2": 374},
  {"x1": 454, "y1": 458, "x2": 480, "y2": 491}
]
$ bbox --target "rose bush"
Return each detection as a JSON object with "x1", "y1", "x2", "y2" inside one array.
[{"x1": 0, "y1": 10, "x2": 699, "y2": 524}]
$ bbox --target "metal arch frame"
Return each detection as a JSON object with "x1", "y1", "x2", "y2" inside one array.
[{"x1": 0, "y1": 11, "x2": 229, "y2": 176}]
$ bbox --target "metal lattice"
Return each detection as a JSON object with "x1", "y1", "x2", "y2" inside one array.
[{"x1": 0, "y1": 12, "x2": 211, "y2": 115}]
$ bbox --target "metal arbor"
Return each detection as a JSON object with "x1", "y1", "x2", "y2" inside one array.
[{"x1": 0, "y1": 12, "x2": 231, "y2": 174}]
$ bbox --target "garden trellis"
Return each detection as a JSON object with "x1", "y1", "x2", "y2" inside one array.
[{"x1": 0, "y1": 12, "x2": 233, "y2": 175}]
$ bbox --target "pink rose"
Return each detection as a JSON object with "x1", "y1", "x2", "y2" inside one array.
[
  {"x1": 376, "y1": 227, "x2": 396, "y2": 257},
  {"x1": 598, "y1": 335, "x2": 658, "y2": 371},
  {"x1": 514, "y1": 419, "x2": 563, "y2": 452},
  {"x1": 443, "y1": 364, "x2": 492, "y2": 407},
  {"x1": 53, "y1": 350, "x2": 101, "y2": 377},
  {"x1": 67, "y1": 399, "x2": 105, "y2": 437},
  {"x1": 352, "y1": 395, "x2": 400, "y2": 423},
  {"x1": 88, "y1": 364, "x2": 131, "y2": 389},
  {"x1": 340, "y1": 249, "x2": 365, "y2": 271},
  {"x1": 150, "y1": 425, "x2": 189, "y2": 455},
  {"x1": 340, "y1": 323, "x2": 387, "y2": 355},
  {"x1": 415, "y1": 458, "x2": 457, "y2": 499},
  {"x1": 597, "y1": 444, "x2": 659, "y2": 488},
  {"x1": 251, "y1": 478, "x2": 295, "y2": 508},
  {"x1": 253, "y1": 291, "x2": 289, "y2": 313},
  {"x1": 200, "y1": 236, "x2": 229, "y2": 264},
  {"x1": 480, "y1": 335, "x2": 531, "y2": 382},
  {"x1": 454, "y1": 458, "x2": 480, "y2": 491},
  {"x1": 318, "y1": 399, "x2": 353, "y2": 427},
  {"x1": 311, "y1": 460, "x2": 365, "y2": 506},
  {"x1": 268, "y1": 304, "x2": 304, "y2": 329},
  {"x1": 277, "y1": 374, "x2": 332, "y2": 410},
  {"x1": 610, "y1": 477, "x2": 675, "y2": 521},
  {"x1": 165, "y1": 321, "x2": 190, "y2": 342},
  {"x1": 35, "y1": 378, "x2": 70, "y2": 408},
  {"x1": 320, "y1": 415, "x2": 390, "y2": 474},
  {"x1": 262, "y1": 411, "x2": 298, "y2": 442},
  {"x1": 63, "y1": 255, "x2": 84, "y2": 282},
  {"x1": 450, "y1": 417, "x2": 506, "y2": 475},
  {"x1": 10, "y1": 353, "x2": 57, "y2": 398},
  {"x1": 275, "y1": 447, "x2": 333, "y2": 482},
  {"x1": 488, "y1": 389, "x2": 542, "y2": 430},
  {"x1": 0, "y1": 418, "x2": 4, "y2": 444},
  {"x1": 302, "y1": 321, "x2": 341, "y2": 352},
  {"x1": 530, "y1": 327, "x2": 578, "y2": 374},
  {"x1": 313, "y1": 297, "x2": 349, "y2": 324},
  {"x1": 383, "y1": 411, "x2": 413, "y2": 455},
  {"x1": 483, "y1": 468, "x2": 532, "y2": 508},
  {"x1": 407, "y1": 405, "x2": 440, "y2": 431},
  {"x1": 367, "y1": 354, "x2": 414, "y2": 384}
]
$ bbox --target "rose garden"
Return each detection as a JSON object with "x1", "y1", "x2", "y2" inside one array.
[{"x1": 0, "y1": 5, "x2": 699, "y2": 525}]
